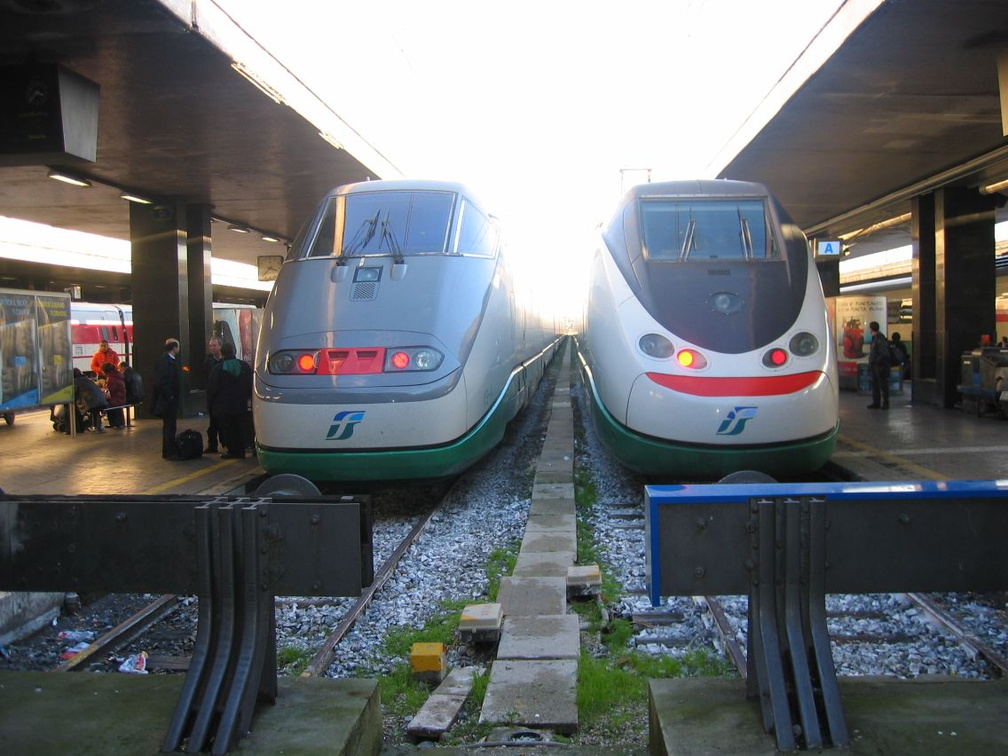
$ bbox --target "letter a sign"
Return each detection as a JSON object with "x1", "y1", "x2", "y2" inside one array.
[{"x1": 817, "y1": 240, "x2": 841, "y2": 256}]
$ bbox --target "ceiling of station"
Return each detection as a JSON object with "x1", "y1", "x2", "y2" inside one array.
[
  {"x1": 1, "y1": 0, "x2": 1006, "y2": 281},
  {"x1": 716, "y1": 0, "x2": 1008, "y2": 245},
  {"x1": 0, "y1": 0, "x2": 392, "y2": 272}
]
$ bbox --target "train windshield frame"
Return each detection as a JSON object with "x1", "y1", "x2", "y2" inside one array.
[
  {"x1": 300, "y1": 190, "x2": 499, "y2": 260},
  {"x1": 639, "y1": 197, "x2": 781, "y2": 262}
]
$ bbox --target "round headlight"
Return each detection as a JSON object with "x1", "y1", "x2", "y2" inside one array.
[
  {"x1": 639, "y1": 333, "x2": 674, "y2": 358},
  {"x1": 709, "y1": 291, "x2": 743, "y2": 314},
  {"x1": 271, "y1": 353, "x2": 295, "y2": 373},
  {"x1": 789, "y1": 332, "x2": 819, "y2": 356},
  {"x1": 413, "y1": 349, "x2": 439, "y2": 370}
]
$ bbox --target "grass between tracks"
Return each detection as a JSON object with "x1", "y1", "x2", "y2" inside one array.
[{"x1": 357, "y1": 462, "x2": 732, "y2": 748}]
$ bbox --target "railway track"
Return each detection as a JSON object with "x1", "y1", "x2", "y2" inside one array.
[{"x1": 696, "y1": 592, "x2": 1005, "y2": 681}]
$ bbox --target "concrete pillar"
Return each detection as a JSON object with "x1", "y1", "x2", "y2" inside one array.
[
  {"x1": 130, "y1": 199, "x2": 197, "y2": 416},
  {"x1": 910, "y1": 193, "x2": 937, "y2": 404},
  {"x1": 186, "y1": 204, "x2": 213, "y2": 393},
  {"x1": 931, "y1": 187, "x2": 996, "y2": 407}
]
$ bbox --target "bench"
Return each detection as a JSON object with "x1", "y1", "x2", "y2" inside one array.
[
  {"x1": 645, "y1": 479, "x2": 1008, "y2": 752},
  {"x1": 98, "y1": 401, "x2": 143, "y2": 427},
  {"x1": 0, "y1": 492, "x2": 373, "y2": 753}
]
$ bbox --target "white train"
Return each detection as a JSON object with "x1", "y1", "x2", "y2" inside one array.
[
  {"x1": 253, "y1": 179, "x2": 558, "y2": 483},
  {"x1": 579, "y1": 179, "x2": 838, "y2": 478}
]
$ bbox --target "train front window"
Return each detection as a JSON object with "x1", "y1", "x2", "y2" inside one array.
[
  {"x1": 641, "y1": 199, "x2": 779, "y2": 261},
  {"x1": 339, "y1": 191, "x2": 454, "y2": 257}
]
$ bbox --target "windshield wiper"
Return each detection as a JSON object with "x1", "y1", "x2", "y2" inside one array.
[
  {"x1": 378, "y1": 211, "x2": 405, "y2": 265},
  {"x1": 679, "y1": 218, "x2": 696, "y2": 260},
  {"x1": 343, "y1": 212, "x2": 379, "y2": 256},
  {"x1": 738, "y1": 208, "x2": 754, "y2": 260}
]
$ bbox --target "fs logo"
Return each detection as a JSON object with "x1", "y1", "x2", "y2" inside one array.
[
  {"x1": 716, "y1": 406, "x2": 758, "y2": 436},
  {"x1": 326, "y1": 410, "x2": 365, "y2": 441}
]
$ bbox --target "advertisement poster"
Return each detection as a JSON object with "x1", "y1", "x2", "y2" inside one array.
[
  {"x1": 0, "y1": 288, "x2": 73, "y2": 412},
  {"x1": 834, "y1": 295, "x2": 887, "y2": 391}
]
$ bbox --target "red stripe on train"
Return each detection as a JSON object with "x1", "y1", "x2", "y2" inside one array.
[{"x1": 645, "y1": 371, "x2": 824, "y2": 397}]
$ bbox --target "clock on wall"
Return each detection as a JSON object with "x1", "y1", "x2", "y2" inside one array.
[{"x1": 257, "y1": 255, "x2": 284, "y2": 281}]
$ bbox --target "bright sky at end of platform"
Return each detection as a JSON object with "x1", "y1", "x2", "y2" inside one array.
[{"x1": 217, "y1": 0, "x2": 849, "y2": 318}]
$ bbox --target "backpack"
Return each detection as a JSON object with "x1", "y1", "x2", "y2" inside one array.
[
  {"x1": 888, "y1": 341, "x2": 903, "y2": 366},
  {"x1": 176, "y1": 429, "x2": 204, "y2": 460}
]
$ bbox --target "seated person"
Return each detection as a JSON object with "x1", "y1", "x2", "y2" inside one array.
[
  {"x1": 73, "y1": 367, "x2": 108, "y2": 433},
  {"x1": 101, "y1": 362, "x2": 127, "y2": 428}
]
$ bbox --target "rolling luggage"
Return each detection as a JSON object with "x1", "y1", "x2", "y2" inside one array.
[{"x1": 176, "y1": 429, "x2": 203, "y2": 460}]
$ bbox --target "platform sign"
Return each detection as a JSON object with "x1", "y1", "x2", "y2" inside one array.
[
  {"x1": 0, "y1": 287, "x2": 73, "y2": 412},
  {"x1": 816, "y1": 239, "x2": 842, "y2": 257}
]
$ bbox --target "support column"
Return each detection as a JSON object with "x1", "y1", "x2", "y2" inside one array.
[
  {"x1": 130, "y1": 199, "x2": 196, "y2": 416},
  {"x1": 186, "y1": 204, "x2": 213, "y2": 393},
  {"x1": 910, "y1": 193, "x2": 937, "y2": 404},
  {"x1": 934, "y1": 187, "x2": 997, "y2": 408}
]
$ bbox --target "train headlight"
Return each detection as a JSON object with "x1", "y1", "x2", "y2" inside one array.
[
  {"x1": 639, "y1": 333, "x2": 674, "y2": 359},
  {"x1": 709, "y1": 291, "x2": 743, "y2": 314},
  {"x1": 762, "y1": 348, "x2": 789, "y2": 367},
  {"x1": 789, "y1": 331, "x2": 819, "y2": 357},
  {"x1": 676, "y1": 349, "x2": 707, "y2": 369},
  {"x1": 385, "y1": 347, "x2": 444, "y2": 372},
  {"x1": 268, "y1": 350, "x2": 318, "y2": 374}
]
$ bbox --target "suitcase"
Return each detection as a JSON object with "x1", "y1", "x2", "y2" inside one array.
[{"x1": 176, "y1": 429, "x2": 204, "y2": 460}]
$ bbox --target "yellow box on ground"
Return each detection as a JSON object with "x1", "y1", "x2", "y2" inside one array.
[{"x1": 410, "y1": 642, "x2": 447, "y2": 675}]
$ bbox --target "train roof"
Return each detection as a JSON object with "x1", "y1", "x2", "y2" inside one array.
[
  {"x1": 620, "y1": 179, "x2": 773, "y2": 202},
  {"x1": 328, "y1": 178, "x2": 486, "y2": 204}
]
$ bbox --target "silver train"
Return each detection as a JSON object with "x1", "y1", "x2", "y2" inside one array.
[
  {"x1": 578, "y1": 179, "x2": 838, "y2": 478},
  {"x1": 254, "y1": 179, "x2": 558, "y2": 482}
]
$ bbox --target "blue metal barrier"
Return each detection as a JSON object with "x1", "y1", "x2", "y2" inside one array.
[{"x1": 645, "y1": 479, "x2": 1008, "y2": 751}]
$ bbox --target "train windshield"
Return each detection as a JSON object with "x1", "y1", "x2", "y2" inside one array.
[
  {"x1": 303, "y1": 190, "x2": 456, "y2": 258},
  {"x1": 640, "y1": 199, "x2": 780, "y2": 261}
]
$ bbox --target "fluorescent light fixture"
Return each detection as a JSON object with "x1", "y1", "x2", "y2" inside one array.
[
  {"x1": 261, "y1": 234, "x2": 281, "y2": 243},
  {"x1": 839, "y1": 213, "x2": 912, "y2": 241},
  {"x1": 981, "y1": 178, "x2": 1008, "y2": 194},
  {"x1": 319, "y1": 131, "x2": 344, "y2": 150},
  {"x1": 119, "y1": 193, "x2": 152, "y2": 205},
  {"x1": 231, "y1": 61, "x2": 284, "y2": 105},
  {"x1": 840, "y1": 276, "x2": 912, "y2": 294},
  {"x1": 47, "y1": 170, "x2": 92, "y2": 188},
  {"x1": 227, "y1": 224, "x2": 251, "y2": 234}
]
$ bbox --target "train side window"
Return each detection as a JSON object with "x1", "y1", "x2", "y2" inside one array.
[
  {"x1": 306, "y1": 198, "x2": 337, "y2": 258},
  {"x1": 456, "y1": 201, "x2": 497, "y2": 257}
]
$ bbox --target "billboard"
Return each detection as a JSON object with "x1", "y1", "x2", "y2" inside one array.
[{"x1": 0, "y1": 288, "x2": 73, "y2": 412}]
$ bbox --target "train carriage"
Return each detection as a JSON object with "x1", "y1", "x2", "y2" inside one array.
[
  {"x1": 254, "y1": 179, "x2": 557, "y2": 482},
  {"x1": 579, "y1": 179, "x2": 838, "y2": 478}
]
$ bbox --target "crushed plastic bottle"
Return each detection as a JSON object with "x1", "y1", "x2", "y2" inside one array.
[
  {"x1": 57, "y1": 630, "x2": 96, "y2": 642},
  {"x1": 59, "y1": 641, "x2": 91, "y2": 660},
  {"x1": 118, "y1": 651, "x2": 148, "y2": 674}
]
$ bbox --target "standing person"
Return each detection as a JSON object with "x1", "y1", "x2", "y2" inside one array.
[
  {"x1": 90, "y1": 339, "x2": 120, "y2": 376},
  {"x1": 890, "y1": 332, "x2": 909, "y2": 379},
  {"x1": 153, "y1": 337, "x2": 182, "y2": 460},
  {"x1": 101, "y1": 362, "x2": 126, "y2": 428},
  {"x1": 203, "y1": 336, "x2": 223, "y2": 454},
  {"x1": 207, "y1": 341, "x2": 253, "y2": 459},
  {"x1": 867, "y1": 321, "x2": 891, "y2": 410}
]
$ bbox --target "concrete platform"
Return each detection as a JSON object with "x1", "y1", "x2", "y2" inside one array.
[
  {"x1": 479, "y1": 659, "x2": 579, "y2": 733},
  {"x1": 497, "y1": 614, "x2": 581, "y2": 660},
  {"x1": 649, "y1": 676, "x2": 1008, "y2": 755},
  {"x1": 0, "y1": 670, "x2": 382, "y2": 755},
  {"x1": 497, "y1": 576, "x2": 567, "y2": 617}
]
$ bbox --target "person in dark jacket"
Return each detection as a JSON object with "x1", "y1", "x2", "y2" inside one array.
[
  {"x1": 207, "y1": 341, "x2": 253, "y2": 459},
  {"x1": 203, "y1": 336, "x2": 223, "y2": 454},
  {"x1": 119, "y1": 360, "x2": 145, "y2": 405},
  {"x1": 74, "y1": 367, "x2": 108, "y2": 432},
  {"x1": 101, "y1": 362, "x2": 126, "y2": 428},
  {"x1": 867, "y1": 321, "x2": 891, "y2": 410},
  {"x1": 153, "y1": 337, "x2": 182, "y2": 459}
]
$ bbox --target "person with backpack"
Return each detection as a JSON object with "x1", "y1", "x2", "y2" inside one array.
[
  {"x1": 890, "y1": 332, "x2": 910, "y2": 380},
  {"x1": 207, "y1": 341, "x2": 253, "y2": 459},
  {"x1": 867, "y1": 321, "x2": 892, "y2": 410}
]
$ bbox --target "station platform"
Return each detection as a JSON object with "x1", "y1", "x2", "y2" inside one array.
[{"x1": 0, "y1": 407, "x2": 263, "y2": 497}]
